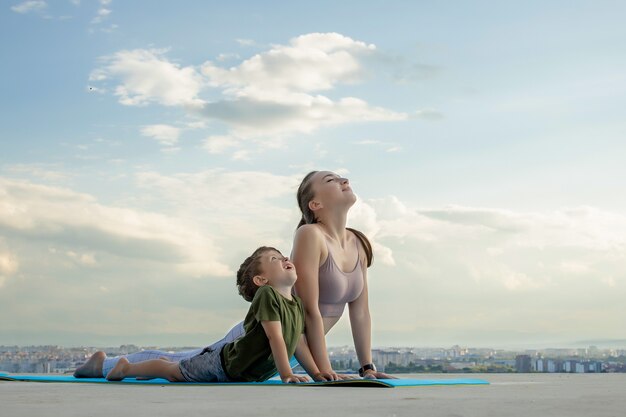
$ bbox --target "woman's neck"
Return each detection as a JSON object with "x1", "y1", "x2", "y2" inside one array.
[{"x1": 318, "y1": 210, "x2": 349, "y2": 248}]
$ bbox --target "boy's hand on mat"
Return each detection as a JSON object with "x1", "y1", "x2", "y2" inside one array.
[
  {"x1": 281, "y1": 374, "x2": 310, "y2": 383},
  {"x1": 336, "y1": 373, "x2": 359, "y2": 380}
]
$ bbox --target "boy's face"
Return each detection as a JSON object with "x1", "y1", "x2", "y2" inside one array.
[{"x1": 256, "y1": 250, "x2": 297, "y2": 288}]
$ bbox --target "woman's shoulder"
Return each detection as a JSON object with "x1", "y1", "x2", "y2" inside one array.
[
  {"x1": 294, "y1": 223, "x2": 325, "y2": 243},
  {"x1": 293, "y1": 224, "x2": 327, "y2": 265}
]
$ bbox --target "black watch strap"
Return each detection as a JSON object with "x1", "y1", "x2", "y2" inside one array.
[{"x1": 358, "y1": 363, "x2": 376, "y2": 377}]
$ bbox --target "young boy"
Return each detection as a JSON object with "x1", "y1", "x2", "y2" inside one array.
[{"x1": 101, "y1": 246, "x2": 327, "y2": 383}]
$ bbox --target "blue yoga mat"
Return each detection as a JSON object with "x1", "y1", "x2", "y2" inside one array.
[{"x1": 0, "y1": 372, "x2": 488, "y2": 387}]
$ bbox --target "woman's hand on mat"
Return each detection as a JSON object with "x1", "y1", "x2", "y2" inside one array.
[
  {"x1": 311, "y1": 371, "x2": 338, "y2": 381},
  {"x1": 282, "y1": 374, "x2": 310, "y2": 384},
  {"x1": 362, "y1": 369, "x2": 398, "y2": 379}
]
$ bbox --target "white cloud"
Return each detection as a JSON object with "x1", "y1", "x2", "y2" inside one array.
[
  {"x1": 186, "y1": 120, "x2": 207, "y2": 129},
  {"x1": 11, "y1": 0, "x2": 46, "y2": 13},
  {"x1": 133, "y1": 169, "x2": 299, "y2": 216},
  {"x1": 216, "y1": 53, "x2": 240, "y2": 62},
  {"x1": 0, "y1": 253, "x2": 18, "y2": 275},
  {"x1": 91, "y1": 0, "x2": 112, "y2": 24},
  {"x1": 198, "y1": 96, "x2": 406, "y2": 141},
  {"x1": 342, "y1": 197, "x2": 626, "y2": 346},
  {"x1": 353, "y1": 139, "x2": 382, "y2": 145},
  {"x1": 88, "y1": 68, "x2": 107, "y2": 82},
  {"x1": 198, "y1": 33, "x2": 407, "y2": 144},
  {"x1": 0, "y1": 248, "x2": 19, "y2": 288},
  {"x1": 235, "y1": 38, "x2": 256, "y2": 47},
  {"x1": 91, "y1": 33, "x2": 409, "y2": 157},
  {"x1": 231, "y1": 149, "x2": 252, "y2": 161},
  {"x1": 140, "y1": 124, "x2": 180, "y2": 146},
  {"x1": 0, "y1": 177, "x2": 231, "y2": 278},
  {"x1": 203, "y1": 135, "x2": 240, "y2": 154},
  {"x1": 66, "y1": 250, "x2": 98, "y2": 266},
  {"x1": 91, "y1": 48, "x2": 204, "y2": 107},
  {"x1": 3, "y1": 163, "x2": 70, "y2": 182},
  {"x1": 357, "y1": 199, "x2": 626, "y2": 293},
  {"x1": 132, "y1": 169, "x2": 303, "y2": 249},
  {"x1": 202, "y1": 33, "x2": 375, "y2": 97}
]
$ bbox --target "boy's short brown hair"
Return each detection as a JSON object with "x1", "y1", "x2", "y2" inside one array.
[{"x1": 236, "y1": 246, "x2": 281, "y2": 302}]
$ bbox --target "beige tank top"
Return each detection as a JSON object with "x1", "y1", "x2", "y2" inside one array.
[{"x1": 317, "y1": 238, "x2": 365, "y2": 317}]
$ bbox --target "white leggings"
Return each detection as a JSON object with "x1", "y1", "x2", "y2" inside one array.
[{"x1": 101, "y1": 321, "x2": 245, "y2": 377}]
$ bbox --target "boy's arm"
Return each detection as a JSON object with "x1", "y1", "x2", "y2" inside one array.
[{"x1": 261, "y1": 320, "x2": 310, "y2": 383}]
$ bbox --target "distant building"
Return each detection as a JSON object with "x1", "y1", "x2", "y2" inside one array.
[
  {"x1": 516, "y1": 355, "x2": 532, "y2": 373},
  {"x1": 372, "y1": 349, "x2": 403, "y2": 370},
  {"x1": 580, "y1": 361, "x2": 603, "y2": 373},
  {"x1": 536, "y1": 358, "x2": 544, "y2": 372},
  {"x1": 547, "y1": 359, "x2": 559, "y2": 373}
]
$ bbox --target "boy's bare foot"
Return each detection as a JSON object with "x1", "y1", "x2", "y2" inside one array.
[
  {"x1": 73, "y1": 351, "x2": 106, "y2": 378},
  {"x1": 106, "y1": 357, "x2": 130, "y2": 381}
]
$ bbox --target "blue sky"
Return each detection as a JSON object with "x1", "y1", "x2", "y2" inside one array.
[{"x1": 1, "y1": 1, "x2": 625, "y2": 349}]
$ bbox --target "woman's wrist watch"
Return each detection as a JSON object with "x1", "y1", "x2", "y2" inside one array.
[{"x1": 358, "y1": 363, "x2": 377, "y2": 377}]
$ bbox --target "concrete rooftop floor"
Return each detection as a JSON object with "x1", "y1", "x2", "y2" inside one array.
[{"x1": 1, "y1": 373, "x2": 624, "y2": 417}]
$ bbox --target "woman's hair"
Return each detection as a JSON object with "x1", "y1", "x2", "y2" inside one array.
[
  {"x1": 236, "y1": 246, "x2": 280, "y2": 302},
  {"x1": 296, "y1": 171, "x2": 374, "y2": 267},
  {"x1": 296, "y1": 170, "x2": 319, "y2": 228}
]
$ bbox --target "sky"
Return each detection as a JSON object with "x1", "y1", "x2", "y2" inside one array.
[{"x1": 1, "y1": 0, "x2": 625, "y2": 350}]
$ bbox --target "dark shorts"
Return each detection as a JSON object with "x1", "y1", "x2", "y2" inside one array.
[{"x1": 178, "y1": 340, "x2": 231, "y2": 383}]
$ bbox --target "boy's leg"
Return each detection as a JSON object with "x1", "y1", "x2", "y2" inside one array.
[
  {"x1": 106, "y1": 357, "x2": 185, "y2": 382},
  {"x1": 178, "y1": 342, "x2": 230, "y2": 383},
  {"x1": 100, "y1": 321, "x2": 244, "y2": 377},
  {"x1": 102, "y1": 348, "x2": 203, "y2": 377}
]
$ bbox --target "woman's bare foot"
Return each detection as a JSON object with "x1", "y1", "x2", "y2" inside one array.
[
  {"x1": 73, "y1": 351, "x2": 106, "y2": 378},
  {"x1": 106, "y1": 357, "x2": 130, "y2": 381}
]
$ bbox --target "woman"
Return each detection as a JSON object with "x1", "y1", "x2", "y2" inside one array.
[{"x1": 291, "y1": 170, "x2": 394, "y2": 380}]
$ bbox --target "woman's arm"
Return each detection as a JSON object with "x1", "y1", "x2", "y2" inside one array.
[
  {"x1": 348, "y1": 242, "x2": 397, "y2": 379},
  {"x1": 348, "y1": 253, "x2": 373, "y2": 370},
  {"x1": 292, "y1": 225, "x2": 339, "y2": 380},
  {"x1": 294, "y1": 334, "x2": 335, "y2": 381}
]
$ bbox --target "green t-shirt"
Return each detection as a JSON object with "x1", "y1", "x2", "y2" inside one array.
[{"x1": 221, "y1": 285, "x2": 305, "y2": 382}]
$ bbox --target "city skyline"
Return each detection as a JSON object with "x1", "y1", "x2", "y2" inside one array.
[
  {"x1": 1, "y1": 1, "x2": 626, "y2": 348},
  {"x1": 3, "y1": 343, "x2": 624, "y2": 375}
]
